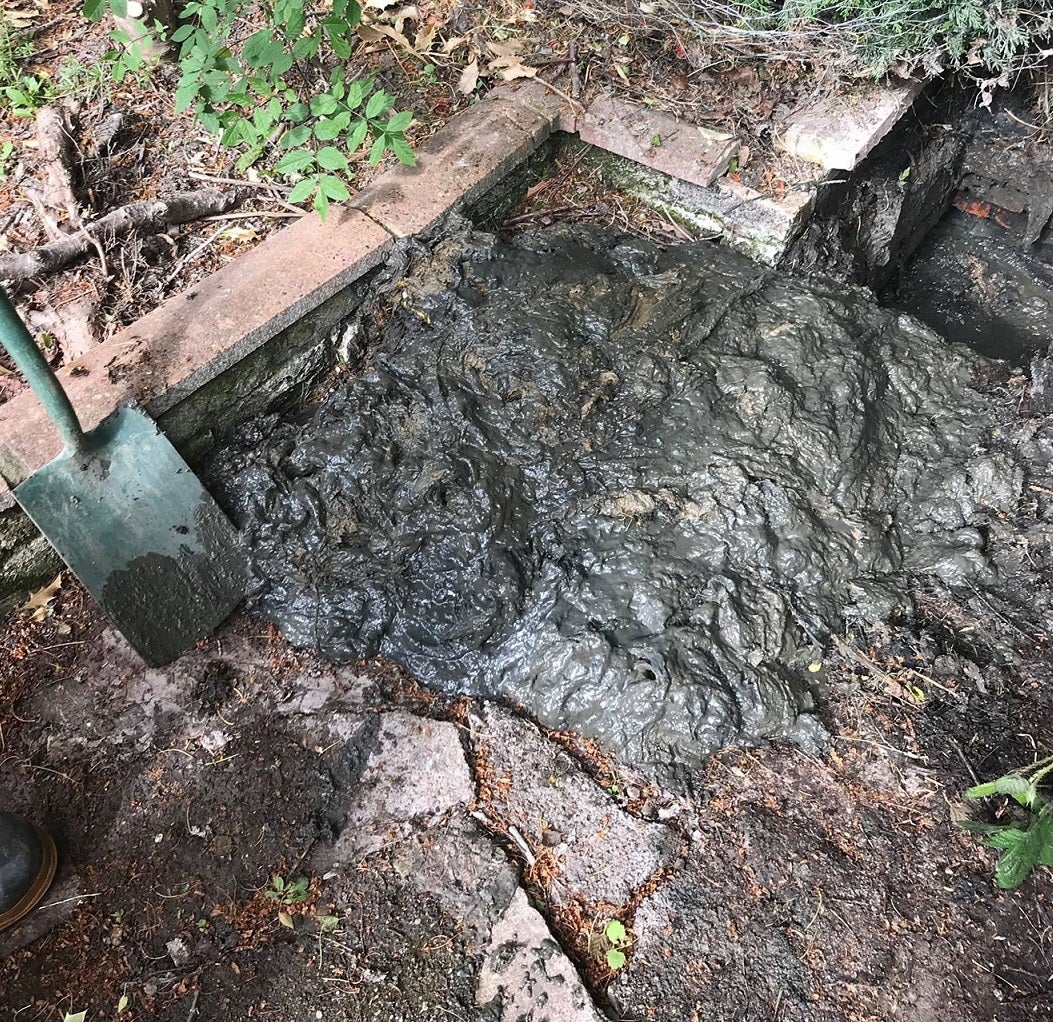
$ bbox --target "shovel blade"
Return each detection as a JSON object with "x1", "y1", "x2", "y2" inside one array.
[{"x1": 14, "y1": 407, "x2": 245, "y2": 666}]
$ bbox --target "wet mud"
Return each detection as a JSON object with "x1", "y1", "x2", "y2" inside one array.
[{"x1": 208, "y1": 225, "x2": 1046, "y2": 778}]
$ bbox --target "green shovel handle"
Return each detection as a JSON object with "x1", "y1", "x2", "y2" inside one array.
[{"x1": 0, "y1": 286, "x2": 87, "y2": 454}]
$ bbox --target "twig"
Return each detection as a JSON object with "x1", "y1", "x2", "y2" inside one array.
[
  {"x1": 159, "y1": 224, "x2": 230, "y2": 291},
  {"x1": 38, "y1": 891, "x2": 103, "y2": 910},
  {"x1": 506, "y1": 824, "x2": 536, "y2": 866},
  {"x1": 187, "y1": 170, "x2": 292, "y2": 192},
  {"x1": 568, "y1": 40, "x2": 581, "y2": 100},
  {"x1": 534, "y1": 74, "x2": 585, "y2": 114},
  {"x1": 186, "y1": 990, "x2": 200, "y2": 1021},
  {"x1": 0, "y1": 189, "x2": 240, "y2": 281},
  {"x1": 201, "y1": 210, "x2": 304, "y2": 221}
]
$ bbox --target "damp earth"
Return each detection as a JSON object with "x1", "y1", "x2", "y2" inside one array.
[{"x1": 208, "y1": 224, "x2": 1052, "y2": 779}]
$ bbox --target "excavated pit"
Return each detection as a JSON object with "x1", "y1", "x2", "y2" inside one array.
[{"x1": 207, "y1": 224, "x2": 1048, "y2": 780}]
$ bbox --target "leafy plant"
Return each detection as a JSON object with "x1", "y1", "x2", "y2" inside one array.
[
  {"x1": 1, "y1": 14, "x2": 55, "y2": 117},
  {"x1": 84, "y1": 0, "x2": 415, "y2": 219},
  {"x1": 263, "y1": 873, "x2": 311, "y2": 905},
  {"x1": 959, "y1": 753, "x2": 1053, "y2": 889},
  {"x1": 733, "y1": 0, "x2": 1053, "y2": 84},
  {"x1": 0, "y1": 140, "x2": 14, "y2": 180},
  {"x1": 591, "y1": 917, "x2": 633, "y2": 972}
]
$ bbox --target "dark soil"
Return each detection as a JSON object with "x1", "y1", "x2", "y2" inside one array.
[{"x1": 0, "y1": 568, "x2": 1051, "y2": 1021}]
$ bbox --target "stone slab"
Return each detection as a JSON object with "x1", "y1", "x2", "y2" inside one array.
[
  {"x1": 351, "y1": 80, "x2": 563, "y2": 238},
  {"x1": 586, "y1": 146, "x2": 819, "y2": 266},
  {"x1": 0, "y1": 207, "x2": 392, "y2": 489},
  {"x1": 579, "y1": 95, "x2": 737, "y2": 188},
  {"x1": 781, "y1": 79, "x2": 926, "y2": 171}
]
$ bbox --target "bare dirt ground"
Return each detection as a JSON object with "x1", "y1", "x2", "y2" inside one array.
[{"x1": 0, "y1": 567, "x2": 1051, "y2": 1022}]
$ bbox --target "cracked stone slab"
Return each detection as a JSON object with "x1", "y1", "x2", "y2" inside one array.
[
  {"x1": 477, "y1": 887, "x2": 606, "y2": 1022},
  {"x1": 324, "y1": 710, "x2": 475, "y2": 859},
  {"x1": 780, "y1": 79, "x2": 926, "y2": 171},
  {"x1": 579, "y1": 95, "x2": 737, "y2": 188},
  {"x1": 471, "y1": 704, "x2": 680, "y2": 907},
  {"x1": 313, "y1": 707, "x2": 603, "y2": 1019}
]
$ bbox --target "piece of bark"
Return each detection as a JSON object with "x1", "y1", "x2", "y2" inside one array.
[
  {"x1": 0, "y1": 189, "x2": 240, "y2": 281},
  {"x1": 35, "y1": 104, "x2": 83, "y2": 232}
]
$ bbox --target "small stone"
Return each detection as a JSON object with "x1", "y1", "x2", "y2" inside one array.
[{"x1": 166, "y1": 936, "x2": 190, "y2": 967}]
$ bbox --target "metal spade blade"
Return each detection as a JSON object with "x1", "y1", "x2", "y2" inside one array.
[{"x1": 1, "y1": 288, "x2": 245, "y2": 666}]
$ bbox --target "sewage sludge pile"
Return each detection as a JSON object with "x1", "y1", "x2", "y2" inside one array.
[{"x1": 208, "y1": 225, "x2": 1053, "y2": 780}]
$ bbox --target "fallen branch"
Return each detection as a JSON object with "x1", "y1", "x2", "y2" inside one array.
[
  {"x1": 35, "y1": 104, "x2": 83, "y2": 232},
  {"x1": 0, "y1": 189, "x2": 240, "y2": 281}
]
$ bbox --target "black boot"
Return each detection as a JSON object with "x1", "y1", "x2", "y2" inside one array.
[{"x1": 0, "y1": 812, "x2": 57, "y2": 930}]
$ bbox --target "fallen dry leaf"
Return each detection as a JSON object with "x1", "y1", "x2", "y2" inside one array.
[
  {"x1": 458, "y1": 57, "x2": 480, "y2": 95},
  {"x1": 487, "y1": 38, "x2": 538, "y2": 82},
  {"x1": 21, "y1": 573, "x2": 62, "y2": 621}
]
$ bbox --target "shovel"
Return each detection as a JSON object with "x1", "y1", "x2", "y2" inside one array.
[{"x1": 0, "y1": 287, "x2": 245, "y2": 665}]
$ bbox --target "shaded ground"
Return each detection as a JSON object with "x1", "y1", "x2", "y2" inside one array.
[{"x1": 0, "y1": 572, "x2": 1051, "y2": 1021}]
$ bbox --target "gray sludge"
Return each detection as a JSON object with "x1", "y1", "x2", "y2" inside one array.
[{"x1": 209, "y1": 226, "x2": 1025, "y2": 779}]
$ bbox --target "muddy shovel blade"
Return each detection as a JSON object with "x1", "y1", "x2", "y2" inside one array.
[{"x1": 14, "y1": 406, "x2": 245, "y2": 666}]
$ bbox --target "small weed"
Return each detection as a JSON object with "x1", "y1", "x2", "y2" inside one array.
[
  {"x1": 264, "y1": 873, "x2": 311, "y2": 905},
  {"x1": 959, "y1": 753, "x2": 1053, "y2": 889},
  {"x1": 588, "y1": 916, "x2": 634, "y2": 973},
  {"x1": 0, "y1": 140, "x2": 14, "y2": 180},
  {"x1": 0, "y1": 13, "x2": 53, "y2": 115}
]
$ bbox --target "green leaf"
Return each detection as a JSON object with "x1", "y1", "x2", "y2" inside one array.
[
  {"x1": 314, "y1": 113, "x2": 349, "y2": 141},
  {"x1": 284, "y1": 101, "x2": 310, "y2": 123},
  {"x1": 605, "y1": 919, "x2": 627, "y2": 944},
  {"x1": 386, "y1": 109, "x2": 412, "y2": 132},
  {"x1": 310, "y1": 94, "x2": 340, "y2": 116},
  {"x1": 109, "y1": 0, "x2": 128, "y2": 16},
  {"x1": 199, "y1": 2, "x2": 218, "y2": 34},
  {"x1": 968, "y1": 775, "x2": 1031, "y2": 801},
  {"x1": 390, "y1": 137, "x2": 415, "y2": 166},
  {"x1": 243, "y1": 29, "x2": 275, "y2": 68},
  {"x1": 63, "y1": 1013, "x2": 87, "y2": 1022},
  {"x1": 315, "y1": 188, "x2": 330, "y2": 221},
  {"x1": 346, "y1": 118, "x2": 368, "y2": 153},
  {"x1": 367, "y1": 134, "x2": 387, "y2": 166},
  {"x1": 280, "y1": 124, "x2": 312, "y2": 149},
  {"x1": 995, "y1": 842, "x2": 1033, "y2": 889},
  {"x1": 288, "y1": 176, "x2": 318, "y2": 203},
  {"x1": 606, "y1": 948, "x2": 627, "y2": 970},
  {"x1": 318, "y1": 175, "x2": 350, "y2": 201},
  {"x1": 292, "y1": 34, "x2": 320, "y2": 60},
  {"x1": 315, "y1": 146, "x2": 349, "y2": 172},
  {"x1": 986, "y1": 827, "x2": 1027, "y2": 851},
  {"x1": 82, "y1": 0, "x2": 107, "y2": 21},
  {"x1": 345, "y1": 80, "x2": 365, "y2": 110},
  {"x1": 274, "y1": 148, "x2": 315, "y2": 174},
  {"x1": 284, "y1": 7, "x2": 305, "y2": 39},
  {"x1": 365, "y1": 89, "x2": 390, "y2": 119},
  {"x1": 174, "y1": 83, "x2": 200, "y2": 115}
]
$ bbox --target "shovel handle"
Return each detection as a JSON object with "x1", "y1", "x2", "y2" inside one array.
[{"x1": 0, "y1": 287, "x2": 86, "y2": 454}]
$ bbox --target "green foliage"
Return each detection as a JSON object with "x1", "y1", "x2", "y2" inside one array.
[
  {"x1": 263, "y1": 873, "x2": 311, "y2": 905},
  {"x1": 731, "y1": 0, "x2": 1052, "y2": 85},
  {"x1": 84, "y1": 0, "x2": 415, "y2": 219},
  {"x1": 1, "y1": 14, "x2": 55, "y2": 116},
  {"x1": 0, "y1": 140, "x2": 14, "y2": 179},
  {"x1": 601, "y1": 917, "x2": 632, "y2": 972},
  {"x1": 960, "y1": 754, "x2": 1053, "y2": 889}
]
